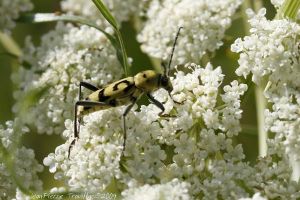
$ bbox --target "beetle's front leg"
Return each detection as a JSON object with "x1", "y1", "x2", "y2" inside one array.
[
  {"x1": 146, "y1": 93, "x2": 168, "y2": 116},
  {"x1": 168, "y1": 91, "x2": 184, "y2": 105}
]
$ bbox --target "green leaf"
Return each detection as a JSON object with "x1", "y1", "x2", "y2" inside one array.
[
  {"x1": 17, "y1": 13, "x2": 117, "y2": 47},
  {"x1": 0, "y1": 51, "x2": 19, "y2": 59},
  {"x1": 0, "y1": 32, "x2": 22, "y2": 57},
  {"x1": 91, "y1": 0, "x2": 130, "y2": 76},
  {"x1": 276, "y1": 0, "x2": 300, "y2": 20},
  {"x1": 18, "y1": 12, "x2": 130, "y2": 76},
  {"x1": 91, "y1": 0, "x2": 118, "y2": 29}
]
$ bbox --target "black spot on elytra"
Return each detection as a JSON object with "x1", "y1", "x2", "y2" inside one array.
[
  {"x1": 123, "y1": 84, "x2": 134, "y2": 93},
  {"x1": 98, "y1": 89, "x2": 110, "y2": 102},
  {"x1": 143, "y1": 73, "x2": 147, "y2": 78},
  {"x1": 113, "y1": 80, "x2": 131, "y2": 91}
]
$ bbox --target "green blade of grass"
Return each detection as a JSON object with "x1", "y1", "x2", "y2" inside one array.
[
  {"x1": 17, "y1": 13, "x2": 129, "y2": 75},
  {"x1": 17, "y1": 13, "x2": 117, "y2": 47},
  {"x1": 91, "y1": 0, "x2": 118, "y2": 29},
  {"x1": 91, "y1": 0, "x2": 130, "y2": 76}
]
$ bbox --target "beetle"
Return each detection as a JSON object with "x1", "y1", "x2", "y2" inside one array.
[{"x1": 68, "y1": 27, "x2": 183, "y2": 158}]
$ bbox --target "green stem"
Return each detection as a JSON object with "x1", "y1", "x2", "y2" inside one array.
[
  {"x1": 254, "y1": 0, "x2": 268, "y2": 157},
  {"x1": 276, "y1": 0, "x2": 300, "y2": 20},
  {"x1": 241, "y1": 0, "x2": 251, "y2": 31},
  {"x1": 276, "y1": 0, "x2": 300, "y2": 182},
  {"x1": 255, "y1": 86, "x2": 267, "y2": 157},
  {"x1": 253, "y1": 0, "x2": 263, "y2": 12},
  {"x1": 241, "y1": 124, "x2": 259, "y2": 136},
  {"x1": 149, "y1": 57, "x2": 163, "y2": 73},
  {"x1": 242, "y1": 0, "x2": 267, "y2": 157},
  {"x1": 91, "y1": 0, "x2": 130, "y2": 76},
  {"x1": 115, "y1": 29, "x2": 130, "y2": 76}
]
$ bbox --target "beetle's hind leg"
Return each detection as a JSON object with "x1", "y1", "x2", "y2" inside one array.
[
  {"x1": 68, "y1": 81, "x2": 100, "y2": 158},
  {"x1": 68, "y1": 100, "x2": 111, "y2": 158}
]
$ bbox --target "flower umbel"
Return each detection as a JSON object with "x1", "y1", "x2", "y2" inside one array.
[
  {"x1": 231, "y1": 8, "x2": 300, "y2": 179},
  {"x1": 0, "y1": 0, "x2": 33, "y2": 33},
  {"x1": 12, "y1": 23, "x2": 123, "y2": 135},
  {"x1": 138, "y1": 0, "x2": 243, "y2": 65},
  {"x1": 0, "y1": 119, "x2": 43, "y2": 199},
  {"x1": 1, "y1": 1, "x2": 300, "y2": 199},
  {"x1": 44, "y1": 63, "x2": 258, "y2": 199}
]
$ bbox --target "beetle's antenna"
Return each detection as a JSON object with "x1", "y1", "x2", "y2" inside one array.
[{"x1": 166, "y1": 27, "x2": 183, "y2": 76}]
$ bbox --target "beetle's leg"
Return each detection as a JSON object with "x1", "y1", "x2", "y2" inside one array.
[
  {"x1": 168, "y1": 91, "x2": 184, "y2": 105},
  {"x1": 79, "y1": 81, "x2": 99, "y2": 100},
  {"x1": 69, "y1": 82, "x2": 100, "y2": 158},
  {"x1": 68, "y1": 100, "x2": 109, "y2": 158},
  {"x1": 147, "y1": 93, "x2": 166, "y2": 115},
  {"x1": 78, "y1": 82, "x2": 100, "y2": 136},
  {"x1": 122, "y1": 99, "x2": 137, "y2": 156}
]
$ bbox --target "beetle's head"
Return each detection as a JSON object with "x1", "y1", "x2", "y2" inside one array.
[{"x1": 160, "y1": 74, "x2": 173, "y2": 92}]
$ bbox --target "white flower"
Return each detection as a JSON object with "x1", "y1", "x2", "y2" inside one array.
[
  {"x1": 43, "y1": 109, "x2": 124, "y2": 192},
  {"x1": 231, "y1": 8, "x2": 300, "y2": 85},
  {"x1": 138, "y1": 0, "x2": 243, "y2": 65},
  {"x1": 12, "y1": 188, "x2": 31, "y2": 200},
  {"x1": 251, "y1": 141, "x2": 300, "y2": 199},
  {"x1": 0, "y1": 118, "x2": 29, "y2": 150},
  {"x1": 122, "y1": 179, "x2": 191, "y2": 200},
  {"x1": 264, "y1": 85, "x2": 300, "y2": 160},
  {"x1": 0, "y1": 0, "x2": 33, "y2": 33},
  {"x1": 239, "y1": 193, "x2": 267, "y2": 200},
  {"x1": 44, "y1": 63, "x2": 256, "y2": 199},
  {"x1": 0, "y1": 163, "x2": 15, "y2": 200},
  {"x1": 270, "y1": 0, "x2": 284, "y2": 6},
  {"x1": 61, "y1": 0, "x2": 150, "y2": 26},
  {"x1": 12, "y1": 23, "x2": 123, "y2": 135},
  {"x1": 231, "y1": 8, "x2": 300, "y2": 177},
  {"x1": 0, "y1": 119, "x2": 43, "y2": 199}
]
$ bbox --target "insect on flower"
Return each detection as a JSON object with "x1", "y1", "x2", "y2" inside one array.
[{"x1": 68, "y1": 27, "x2": 183, "y2": 158}]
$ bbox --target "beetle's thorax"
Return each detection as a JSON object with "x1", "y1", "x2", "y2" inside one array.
[{"x1": 134, "y1": 70, "x2": 161, "y2": 92}]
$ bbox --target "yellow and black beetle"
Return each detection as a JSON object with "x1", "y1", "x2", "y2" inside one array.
[{"x1": 68, "y1": 27, "x2": 183, "y2": 157}]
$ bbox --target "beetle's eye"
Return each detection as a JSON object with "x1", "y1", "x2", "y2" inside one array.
[{"x1": 161, "y1": 76, "x2": 168, "y2": 87}]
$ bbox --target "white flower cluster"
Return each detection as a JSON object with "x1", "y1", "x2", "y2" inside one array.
[
  {"x1": 12, "y1": 22, "x2": 123, "y2": 135},
  {"x1": 0, "y1": 0, "x2": 33, "y2": 33},
  {"x1": 122, "y1": 179, "x2": 190, "y2": 200},
  {"x1": 44, "y1": 63, "x2": 276, "y2": 199},
  {"x1": 231, "y1": 8, "x2": 300, "y2": 168},
  {"x1": 137, "y1": 0, "x2": 243, "y2": 65},
  {"x1": 271, "y1": 0, "x2": 284, "y2": 6},
  {"x1": 61, "y1": 0, "x2": 149, "y2": 26},
  {"x1": 231, "y1": 8, "x2": 300, "y2": 84},
  {"x1": 0, "y1": 119, "x2": 43, "y2": 199},
  {"x1": 239, "y1": 193, "x2": 267, "y2": 200}
]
